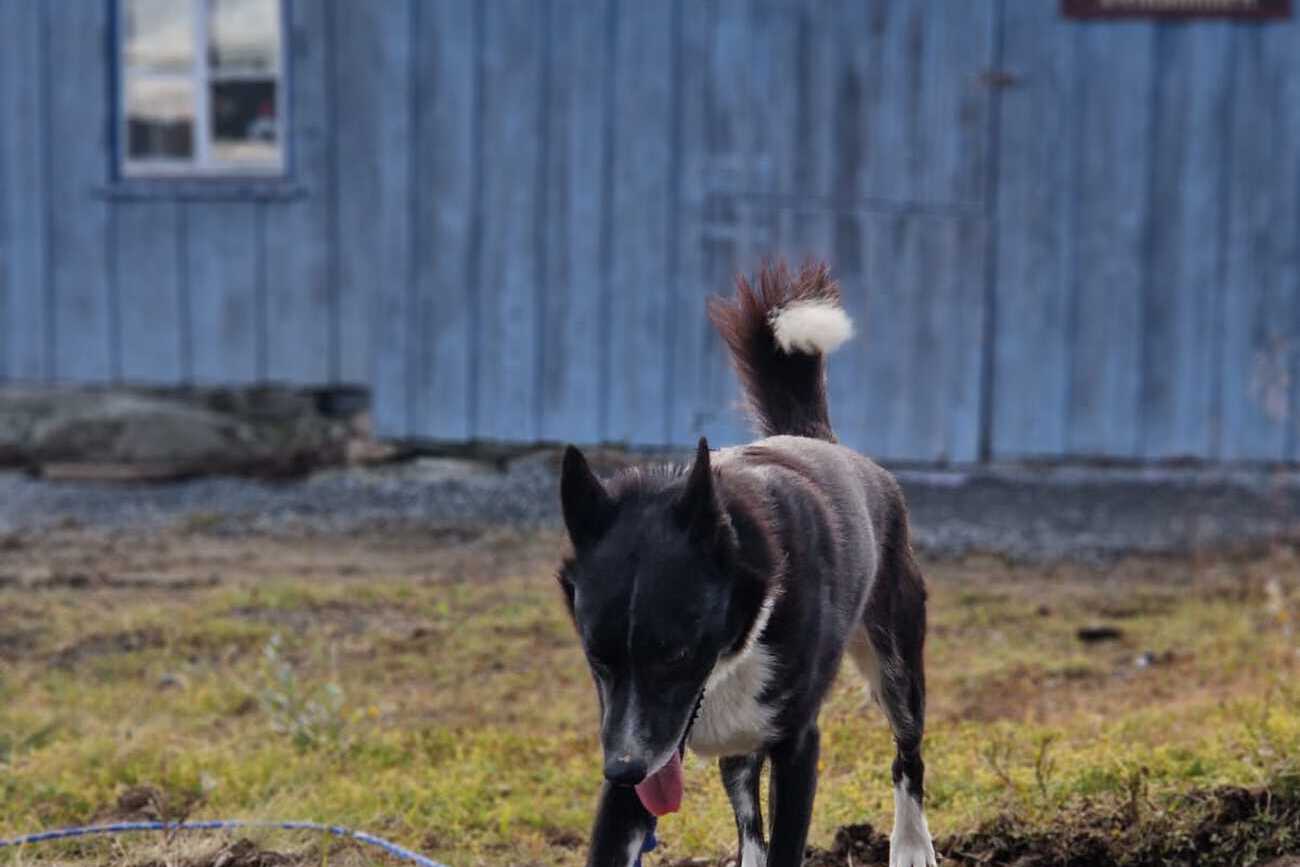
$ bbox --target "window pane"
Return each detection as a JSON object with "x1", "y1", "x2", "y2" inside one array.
[
  {"x1": 209, "y1": 0, "x2": 281, "y2": 76},
  {"x1": 125, "y1": 75, "x2": 194, "y2": 160},
  {"x1": 122, "y1": 0, "x2": 194, "y2": 75},
  {"x1": 211, "y1": 80, "x2": 279, "y2": 166}
]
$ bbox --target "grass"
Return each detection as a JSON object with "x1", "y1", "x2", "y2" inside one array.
[{"x1": 0, "y1": 526, "x2": 1297, "y2": 866}]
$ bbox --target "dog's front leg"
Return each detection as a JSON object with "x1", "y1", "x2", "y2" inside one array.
[
  {"x1": 766, "y1": 725, "x2": 820, "y2": 867},
  {"x1": 586, "y1": 781, "x2": 655, "y2": 867}
]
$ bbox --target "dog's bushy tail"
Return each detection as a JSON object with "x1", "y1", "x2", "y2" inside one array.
[{"x1": 708, "y1": 260, "x2": 854, "y2": 442}]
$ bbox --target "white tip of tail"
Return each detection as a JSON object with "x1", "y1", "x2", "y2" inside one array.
[{"x1": 769, "y1": 300, "x2": 855, "y2": 356}]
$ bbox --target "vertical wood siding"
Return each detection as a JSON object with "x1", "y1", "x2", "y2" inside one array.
[
  {"x1": 0, "y1": 0, "x2": 50, "y2": 380},
  {"x1": 47, "y1": 2, "x2": 114, "y2": 383},
  {"x1": 989, "y1": 3, "x2": 1300, "y2": 463},
  {"x1": 538, "y1": 0, "x2": 610, "y2": 444},
  {"x1": 187, "y1": 204, "x2": 260, "y2": 384},
  {"x1": 1, "y1": 0, "x2": 1298, "y2": 463},
  {"x1": 263, "y1": 0, "x2": 333, "y2": 384},
  {"x1": 336, "y1": 0, "x2": 414, "y2": 432}
]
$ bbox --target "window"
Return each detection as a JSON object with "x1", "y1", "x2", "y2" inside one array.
[{"x1": 118, "y1": 0, "x2": 285, "y2": 177}]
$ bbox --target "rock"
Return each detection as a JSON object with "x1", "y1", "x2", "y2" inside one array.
[
  {"x1": 1076, "y1": 625, "x2": 1124, "y2": 644},
  {"x1": 209, "y1": 839, "x2": 292, "y2": 867},
  {"x1": 157, "y1": 672, "x2": 188, "y2": 691},
  {"x1": 30, "y1": 392, "x2": 238, "y2": 464},
  {"x1": 0, "y1": 385, "x2": 363, "y2": 479},
  {"x1": 191, "y1": 385, "x2": 318, "y2": 420},
  {"x1": 0, "y1": 387, "x2": 60, "y2": 465},
  {"x1": 346, "y1": 436, "x2": 398, "y2": 465},
  {"x1": 106, "y1": 784, "x2": 165, "y2": 821}
]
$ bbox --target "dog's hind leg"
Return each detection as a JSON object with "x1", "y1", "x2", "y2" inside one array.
[
  {"x1": 720, "y1": 753, "x2": 767, "y2": 867},
  {"x1": 851, "y1": 530, "x2": 936, "y2": 867}
]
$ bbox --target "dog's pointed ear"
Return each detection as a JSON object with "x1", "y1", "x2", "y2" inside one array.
[
  {"x1": 674, "y1": 437, "x2": 723, "y2": 545},
  {"x1": 561, "y1": 445, "x2": 614, "y2": 549}
]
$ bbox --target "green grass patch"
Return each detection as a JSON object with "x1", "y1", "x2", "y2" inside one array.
[{"x1": 1, "y1": 530, "x2": 1297, "y2": 865}]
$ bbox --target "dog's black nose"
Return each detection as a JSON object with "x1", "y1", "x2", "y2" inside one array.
[{"x1": 603, "y1": 756, "x2": 647, "y2": 786}]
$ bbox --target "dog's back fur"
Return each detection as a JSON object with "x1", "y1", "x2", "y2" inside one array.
[{"x1": 561, "y1": 261, "x2": 935, "y2": 867}]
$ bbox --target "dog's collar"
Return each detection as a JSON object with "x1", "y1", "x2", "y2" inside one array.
[{"x1": 678, "y1": 685, "x2": 707, "y2": 754}]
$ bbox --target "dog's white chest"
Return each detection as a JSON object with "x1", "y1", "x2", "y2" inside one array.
[{"x1": 688, "y1": 641, "x2": 776, "y2": 758}]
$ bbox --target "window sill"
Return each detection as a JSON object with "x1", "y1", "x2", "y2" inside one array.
[{"x1": 95, "y1": 180, "x2": 307, "y2": 202}]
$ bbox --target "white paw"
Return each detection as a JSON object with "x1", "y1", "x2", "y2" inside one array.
[
  {"x1": 889, "y1": 833, "x2": 937, "y2": 867},
  {"x1": 891, "y1": 776, "x2": 936, "y2": 867}
]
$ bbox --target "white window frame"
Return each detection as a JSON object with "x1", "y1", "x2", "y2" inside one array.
[{"x1": 117, "y1": 0, "x2": 288, "y2": 179}]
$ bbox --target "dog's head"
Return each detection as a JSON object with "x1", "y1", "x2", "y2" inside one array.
[{"x1": 557, "y1": 438, "x2": 772, "y2": 815}]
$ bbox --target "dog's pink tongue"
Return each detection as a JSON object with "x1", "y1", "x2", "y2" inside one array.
[{"x1": 634, "y1": 752, "x2": 684, "y2": 816}]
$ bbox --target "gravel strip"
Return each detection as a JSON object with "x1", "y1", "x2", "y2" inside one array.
[{"x1": 1, "y1": 453, "x2": 1297, "y2": 562}]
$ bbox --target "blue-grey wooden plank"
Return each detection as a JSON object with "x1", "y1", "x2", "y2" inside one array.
[
  {"x1": 412, "y1": 0, "x2": 477, "y2": 441},
  {"x1": 764, "y1": 1, "x2": 881, "y2": 451},
  {"x1": 187, "y1": 204, "x2": 260, "y2": 384},
  {"x1": 855, "y1": 2, "x2": 913, "y2": 206},
  {"x1": 263, "y1": 0, "x2": 332, "y2": 384},
  {"x1": 990, "y1": 2, "x2": 1077, "y2": 458},
  {"x1": 1140, "y1": 26, "x2": 1233, "y2": 459},
  {"x1": 681, "y1": 195, "x2": 753, "y2": 447},
  {"x1": 770, "y1": 210, "x2": 983, "y2": 464},
  {"x1": 8, "y1": 0, "x2": 51, "y2": 381},
  {"x1": 752, "y1": 0, "x2": 833, "y2": 345},
  {"x1": 864, "y1": 214, "x2": 986, "y2": 463},
  {"x1": 749, "y1": 0, "x2": 796, "y2": 206},
  {"x1": 335, "y1": 0, "x2": 413, "y2": 435},
  {"x1": 604, "y1": 0, "x2": 676, "y2": 445},
  {"x1": 1220, "y1": 21, "x2": 1300, "y2": 462},
  {"x1": 786, "y1": 0, "x2": 834, "y2": 204},
  {"x1": 752, "y1": 0, "x2": 854, "y2": 204},
  {"x1": 671, "y1": 0, "x2": 751, "y2": 447},
  {"x1": 1066, "y1": 23, "x2": 1156, "y2": 458},
  {"x1": 46, "y1": 3, "x2": 113, "y2": 382},
  {"x1": 746, "y1": 0, "x2": 991, "y2": 462},
  {"x1": 828, "y1": 208, "x2": 872, "y2": 452},
  {"x1": 115, "y1": 202, "x2": 185, "y2": 383},
  {"x1": 0, "y1": 0, "x2": 47, "y2": 379},
  {"x1": 823, "y1": 0, "x2": 877, "y2": 452},
  {"x1": 748, "y1": 0, "x2": 989, "y2": 209},
  {"x1": 473, "y1": 0, "x2": 544, "y2": 442},
  {"x1": 0, "y1": 0, "x2": 10, "y2": 380},
  {"x1": 333, "y1": 0, "x2": 404, "y2": 391},
  {"x1": 916, "y1": 1, "x2": 995, "y2": 208},
  {"x1": 858, "y1": 215, "x2": 916, "y2": 459},
  {"x1": 538, "y1": 0, "x2": 611, "y2": 444},
  {"x1": 935, "y1": 217, "x2": 988, "y2": 463},
  {"x1": 720, "y1": 0, "x2": 777, "y2": 447}
]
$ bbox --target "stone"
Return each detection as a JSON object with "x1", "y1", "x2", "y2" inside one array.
[{"x1": 0, "y1": 385, "x2": 364, "y2": 479}]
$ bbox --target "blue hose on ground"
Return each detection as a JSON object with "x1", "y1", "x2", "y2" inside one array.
[
  {"x1": 0, "y1": 817, "x2": 660, "y2": 866},
  {"x1": 0, "y1": 820, "x2": 450, "y2": 867}
]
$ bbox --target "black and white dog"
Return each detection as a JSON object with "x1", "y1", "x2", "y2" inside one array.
[{"x1": 557, "y1": 262, "x2": 935, "y2": 867}]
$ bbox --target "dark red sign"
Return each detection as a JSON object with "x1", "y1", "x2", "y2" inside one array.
[{"x1": 1063, "y1": 0, "x2": 1290, "y2": 17}]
